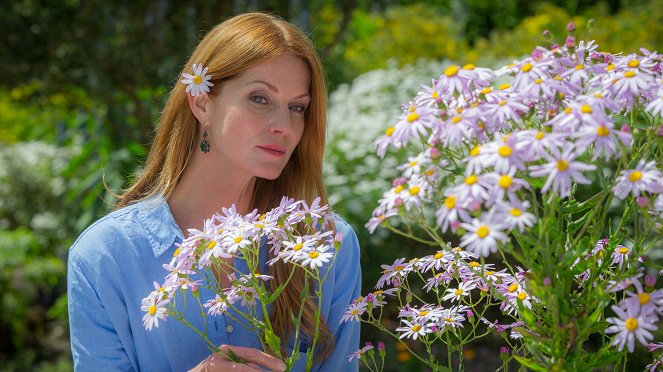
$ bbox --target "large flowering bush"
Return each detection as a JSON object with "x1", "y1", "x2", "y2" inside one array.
[
  {"x1": 141, "y1": 197, "x2": 339, "y2": 371},
  {"x1": 344, "y1": 29, "x2": 663, "y2": 371}
]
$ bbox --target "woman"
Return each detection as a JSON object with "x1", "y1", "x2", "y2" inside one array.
[{"x1": 67, "y1": 12, "x2": 361, "y2": 371}]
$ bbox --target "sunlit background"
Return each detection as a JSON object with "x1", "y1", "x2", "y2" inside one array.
[{"x1": 1, "y1": 0, "x2": 661, "y2": 370}]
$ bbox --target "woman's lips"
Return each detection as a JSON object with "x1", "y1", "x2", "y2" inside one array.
[{"x1": 257, "y1": 145, "x2": 286, "y2": 156}]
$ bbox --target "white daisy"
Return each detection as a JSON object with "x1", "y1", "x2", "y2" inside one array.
[
  {"x1": 180, "y1": 63, "x2": 214, "y2": 96},
  {"x1": 141, "y1": 292, "x2": 169, "y2": 331},
  {"x1": 299, "y1": 245, "x2": 334, "y2": 269}
]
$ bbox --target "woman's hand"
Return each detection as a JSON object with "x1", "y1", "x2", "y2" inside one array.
[{"x1": 190, "y1": 345, "x2": 287, "y2": 371}]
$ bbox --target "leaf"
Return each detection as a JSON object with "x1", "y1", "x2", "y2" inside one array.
[
  {"x1": 513, "y1": 355, "x2": 548, "y2": 372},
  {"x1": 263, "y1": 328, "x2": 282, "y2": 357}
]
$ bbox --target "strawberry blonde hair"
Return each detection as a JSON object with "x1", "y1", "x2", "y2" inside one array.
[{"x1": 117, "y1": 12, "x2": 333, "y2": 359}]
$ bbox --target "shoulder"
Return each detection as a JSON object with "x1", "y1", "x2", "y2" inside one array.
[{"x1": 68, "y1": 197, "x2": 171, "y2": 272}]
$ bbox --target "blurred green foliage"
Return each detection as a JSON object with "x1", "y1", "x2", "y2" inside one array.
[{"x1": 0, "y1": 0, "x2": 661, "y2": 369}]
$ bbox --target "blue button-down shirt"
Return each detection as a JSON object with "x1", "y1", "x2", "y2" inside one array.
[{"x1": 67, "y1": 196, "x2": 361, "y2": 371}]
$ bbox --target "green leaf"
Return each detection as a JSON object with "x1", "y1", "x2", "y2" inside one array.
[
  {"x1": 263, "y1": 328, "x2": 282, "y2": 357},
  {"x1": 513, "y1": 355, "x2": 548, "y2": 372}
]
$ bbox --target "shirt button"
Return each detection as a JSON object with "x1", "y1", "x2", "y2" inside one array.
[{"x1": 226, "y1": 325, "x2": 234, "y2": 333}]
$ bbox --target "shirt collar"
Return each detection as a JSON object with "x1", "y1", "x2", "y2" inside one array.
[{"x1": 136, "y1": 195, "x2": 184, "y2": 258}]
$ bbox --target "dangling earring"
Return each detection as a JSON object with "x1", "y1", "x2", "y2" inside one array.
[{"x1": 200, "y1": 128, "x2": 210, "y2": 153}]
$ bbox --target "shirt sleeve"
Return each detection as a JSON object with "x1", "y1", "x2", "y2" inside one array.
[
  {"x1": 68, "y1": 254, "x2": 136, "y2": 372},
  {"x1": 317, "y1": 218, "x2": 362, "y2": 372}
]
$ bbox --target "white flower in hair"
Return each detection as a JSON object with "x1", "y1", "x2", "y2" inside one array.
[{"x1": 181, "y1": 63, "x2": 214, "y2": 96}]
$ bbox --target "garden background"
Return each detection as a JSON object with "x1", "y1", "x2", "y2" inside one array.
[{"x1": 1, "y1": 0, "x2": 661, "y2": 370}]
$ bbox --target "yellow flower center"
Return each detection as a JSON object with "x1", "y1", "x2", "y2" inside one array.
[
  {"x1": 498, "y1": 175, "x2": 513, "y2": 189},
  {"x1": 148, "y1": 305, "x2": 157, "y2": 315},
  {"x1": 575, "y1": 64, "x2": 584, "y2": 70},
  {"x1": 373, "y1": 290, "x2": 384, "y2": 295},
  {"x1": 535, "y1": 131, "x2": 545, "y2": 140},
  {"x1": 465, "y1": 175, "x2": 478, "y2": 185},
  {"x1": 480, "y1": 87, "x2": 493, "y2": 95},
  {"x1": 409, "y1": 105, "x2": 416, "y2": 112},
  {"x1": 624, "y1": 71, "x2": 636, "y2": 78},
  {"x1": 625, "y1": 317, "x2": 638, "y2": 331},
  {"x1": 628, "y1": 171, "x2": 642, "y2": 182},
  {"x1": 309, "y1": 251, "x2": 319, "y2": 259},
  {"x1": 565, "y1": 107, "x2": 572, "y2": 115},
  {"x1": 452, "y1": 116, "x2": 462, "y2": 124},
  {"x1": 434, "y1": 252, "x2": 444, "y2": 260},
  {"x1": 581, "y1": 104, "x2": 592, "y2": 114},
  {"x1": 463, "y1": 63, "x2": 475, "y2": 70},
  {"x1": 476, "y1": 225, "x2": 489, "y2": 238},
  {"x1": 498, "y1": 145, "x2": 512, "y2": 157},
  {"x1": 444, "y1": 195, "x2": 457, "y2": 209},
  {"x1": 639, "y1": 292, "x2": 651, "y2": 305},
  {"x1": 444, "y1": 317, "x2": 454, "y2": 323},
  {"x1": 445, "y1": 65, "x2": 459, "y2": 77},
  {"x1": 484, "y1": 271, "x2": 495, "y2": 277},
  {"x1": 255, "y1": 223, "x2": 265, "y2": 229},
  {"x1": 394, "y1": 185, "x2": 404, "y2": 193},
  {"x1": 470, "y1": 145, "x2": 481, "y2": 157},
  {"x1": 207, "y1": 241, "x2": 217, "y2": 249},
  {"x1": 455, "y1": 289, "x2": 464, "y2": 295},
  {"x1": 411, "y1": 324, "x2": 422, "y2": 332},
  {"x1": 234, "y1": 236, "x2": 243, "y2": 244},
  {"x1": 393, "y1": 265, "x2": 405, "y2": 271},
  {"x1": 618, "y1": 247, "x2": 630, "y2": 254},
  {"x1": 521, "y1": 63, "x2": 533, "y2": 72},
  {"x1": 193, "y1": 75, "x2": 203, "y2": 84},
  {"x1": 425, "y1": 169, "x2": 435, "y2": 176},
  {"x1": 508, "y1": 283, "x2": 519, "y2": 293},
  {"x1": 351, "y1": 309, "x2": 359, "y2": 315},
  {"x1": 517, "y1": 292, "x2": 527, "y2": 300},
  {"x1": 409, "y1": 186, "x2": 421, "y2": 195},
  {"x1": 510, "y1": 208, "x2": 522, "y2": 217},
  {"x1": 432, "y1": 91, "x2": 439, "y2": 99},
  {"x1": 534, "y1": 78, "x2": 543, "y2": 84},
  {"x1": 596, "y1": 126, "x2": 610, "y2": 137},
  {"x1": 557, "y1": 160, "x2": 569, "y2": 171},
  {"x1": 628, "y1": 60, "x2": 640, "y2": 68},
  {"x1": 594, "y1": 93, "x2": 603, "y2": 98},
  {"x1": 293, "y1": 243, "x2": 303, "y2": 251},
  {"x1": 499, "y1": 83, "x2": 510, "y2": 90},
  {"x1": 469, "y1": 261, "x2": 480, "y2": 267},
  {"x1": 386, "y1": 127, "x2": 395, "y2": 137},
  {"x1": 499, "y1": 100, "x2": 507, "y2": 106},
  {"x1": 173, "y1": 247, "x2": 181, "y2": 257},
  {"x1": 407, "y1": 112, "x2": 419, "y2": 122},
  {"x1": 606, "y1": 63, "x2": 615, "y2": 71}
]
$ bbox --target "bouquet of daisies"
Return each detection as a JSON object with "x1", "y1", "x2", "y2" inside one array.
[
  {"x1": 142, "y1": 197, "x2": 339, "y2": 370},
  {"x1": 346, "y1": 27, "x2": 663, "y2": 371}
]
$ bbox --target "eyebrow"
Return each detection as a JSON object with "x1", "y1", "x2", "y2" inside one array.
[{"x1": 247, "y1": 80, "x2": 310, "y2": 100}]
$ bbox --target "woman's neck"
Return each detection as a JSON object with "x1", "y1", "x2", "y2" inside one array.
[{"x1": 168, "y1": 153, "x2": 256, "y2": 233}]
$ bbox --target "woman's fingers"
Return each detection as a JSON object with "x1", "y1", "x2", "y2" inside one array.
[{"x1": 218, "y1": 345, "x2": 286, "y2": 372}]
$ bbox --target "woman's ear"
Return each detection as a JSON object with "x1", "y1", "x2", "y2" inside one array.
[{"x1": 186, "y1": 93, "x2": 211, "y2": 125}]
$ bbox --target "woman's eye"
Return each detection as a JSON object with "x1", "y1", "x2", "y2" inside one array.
[
  {"x1": 250, "y1": 95, "x2": 268, "y2": 105},
  {"x1": 289, "y1": 105, "x2": 307, "y2": 113}
]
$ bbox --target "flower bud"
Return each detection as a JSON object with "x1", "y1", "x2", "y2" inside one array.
[
  {"x1": 566, "y1": 22, "x2": 576, "y2": 32},
  {"x1": 543, "y1": 277, "x2": 551, "y2": 286},
  {"x1": 620, "y1": 124, "x2": 631, "y2": 133},
  {"x1": 565, "y1": 36, "x2": 576, "y2": 49},
  {"x1": 637, "y1": 196, "x2": 650, "y2": 208},
  {"x1": 656, "y1": 125, "x2": 663, "y2": 137},
  {"x1": 645, "y1": 274, "x2": 656, "y2": 287}
]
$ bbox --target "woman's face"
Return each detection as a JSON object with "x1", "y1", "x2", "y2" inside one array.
[{"x1": 203, "y1": 54, "x2": 311, "y2": 181}]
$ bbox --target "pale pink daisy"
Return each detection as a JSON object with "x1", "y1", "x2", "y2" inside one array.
[
  {"x1": 573, "y1": 119, "x2": 632, "y2": 161},
  {"x1": 496, "y1": 198, "x2": 537, "y2": 232},
  {"x1": 529, "y1": 147, "x2": 596, "y2": 198},
  {"x1": 396, "y1": 319, "x2": 430, "y2": 340},
  {"x1": 613, "y1": 160, "x2": 663, "y2": 199},
  {"x1": 459, "y1": 214, "x2": 508, "y2": 257},
  {"x1": 348, "y1": 343, "x2": 374, "y2": 362},
  {"x1": 442, "y1": 280, "x2": 477, "y2": 302},
  {"x1": 341, "y1": 301, "x2": 368, "y2": 323},
  {"x1": 606, "y1": 301, "x2": 658, "y2": 352}
]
